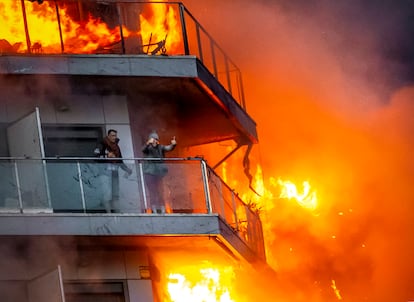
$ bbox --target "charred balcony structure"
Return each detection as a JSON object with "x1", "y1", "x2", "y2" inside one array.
[{"x1": 0, "y1": 1, "x2": 266, "y2": 301}]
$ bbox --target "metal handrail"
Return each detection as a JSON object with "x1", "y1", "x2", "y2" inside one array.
[
  {"x1": 4, "y1": 1, "x2": 246, "y2": 108},
  {"x1": 0, "y1": 156, "x2": 264, "y2": 257}
]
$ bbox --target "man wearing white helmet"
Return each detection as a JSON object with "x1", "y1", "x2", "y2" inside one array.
[{"x1": 142, "y1": 131, "x2": 177, "y2": 214}]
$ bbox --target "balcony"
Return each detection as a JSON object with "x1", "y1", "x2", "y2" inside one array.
[
  {"x1": 1, "y1": 0, "x2": 246, "y2": 109},
  {"x1": 0, "y1": 157, "x2": 265, "y2": 262}
]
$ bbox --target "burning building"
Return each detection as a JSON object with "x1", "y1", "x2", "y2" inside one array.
[{"x1": 0, "y1": 1, "x2": 272, "y2": 301}]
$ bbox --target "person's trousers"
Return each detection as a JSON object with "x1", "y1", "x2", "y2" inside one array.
[
  {"x1": 101, "y1": 168, "x2": 119, "y2": 212},
  {"x1": 144, "y1": 174, "x2": 164, "y2": 212}
]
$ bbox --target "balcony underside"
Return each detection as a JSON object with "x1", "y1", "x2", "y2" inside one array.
[
  {"x1": 0, "y1": 54, "x2": 257, "y2": 147},
  {"x1": 0, "y1": 213, "x2": 263, "y2": 265}
]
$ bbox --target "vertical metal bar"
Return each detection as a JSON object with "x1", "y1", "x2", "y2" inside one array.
[
  {"x1": 231, "y1": 190, "x2": 238, "y2": 232},
  {"x1": 77, "y1": 0, "x2": 84, "y2": 19},
  {"x1": 57, "y1": 265, "x2": 66, "y2": 302},
  {"x1": 139, "y1": 161, "x2": 148, "y2": 212},
  {"x1": 76, "y1": 161, "x2": 87, "y2": 213},
  {"x1": 20, "y1": 0, "x2": 32, "y2": 53},
  {"x1": 35, "y1": 108, "x2": 52, "y2": 209},
  {"x1": 224, "y1": 57, "x2": 232, "y2": 96},
  {"x1": 210, "y1": 41, "x2": 218, "y2": 78},
  {"x1": 54, "y1": 1, "x2": 65, "y2": 53},
  {"x1": 200, "y1": 159, "x2": 212, "y2": 214},
  {"x1": 238, "y1": 71, "x2": 246, "y2": 109},
  {"x1": 218, "y1": 180, "x2": 225, "y2": 217},
  {"x1": 13, "y1": 161, "x2": 24, "y2": 213},
  {"x1": 116, "y1": 3, "x2": 126, "y2": 54},
  {"x1": 41, "y1": 160, "x2": 52, "y2": 209},
  {"x1": 196, "y1": 24, "x2": 203, "y2": 61},
  {"x1": 35, "y1": 107, "x2": 45, "y2": 158},
  {"x1": 210, "y1": 173, "x2": 225, "y2": 218},
  {"x1": 178, "y1": 3, "x2": 190, "y2": 55}
]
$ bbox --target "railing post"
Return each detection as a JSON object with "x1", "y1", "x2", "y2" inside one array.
[
  {"x1": 200, "y1": 159, "x2": 212, "y2": 213},
  {"x1": 116, "y1": 3, "x2": 126, "y2": 54},
  {"x1": 196, "y1": 24, "x2": 203, "y2": 62},
  {"x1": 231, "y1": 190, "x2": 238, "y2": 232},
  {"x1": 210, "y1": 41, "x2": 218, "y2": 78},
  {"x1": 40, "y1": 159, "x2": 52, "y2": 210},
  {"x1": 224, "y1": 57, "x2": 232, "y2": 96},
  {"x1": 179, "y1": 4, "x2": 190, "y2": 55},
  {"x1": 54, "y1": 0, "x2": 65, "y2": 53},
  {"x1": 139, "y1": 161, "x2": 148, "y2": 212},
  {"x1": 238, "y1": 71, "x2": 246, "y2": 109},
  {"x1": 76, "y1": 161, "x2": 87, "y2": 213},
  {"x1": 20, "y1": 0, "x2": 31, "y2": 54},
  {"x1": 13, "y1": 160, "x2": 24, "y2": 213}
]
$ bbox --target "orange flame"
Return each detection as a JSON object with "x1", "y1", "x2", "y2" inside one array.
[
  {"x1": 274, "y1": 178, "x2": 318, "y2": 210},
  {"x1": 61, "y1": 12, "x2": 128, "y2": 54},
  {"x1": 331, "y1": 279, "x2": 343, "y2": 300},
  {"x1": 0, "y1": 1, "x2": 26, "y2": 52},
  {"x1": 1, "y1": 1, "x2": 182, "y2": 54},
  {"x1": 167, "y1": 267, "x2": 236, "y2": 302},
  {"x1": 140, "y1": 2, "x2": 182, "y2": 55}
]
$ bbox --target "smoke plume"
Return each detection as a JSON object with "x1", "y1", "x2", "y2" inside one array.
[{"x1": 183, "y1": 0, "x2": 414, "y2": 301}]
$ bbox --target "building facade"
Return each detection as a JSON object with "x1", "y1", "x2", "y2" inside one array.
[{"x1": 0, "y1": 1, "x2": 269, "y2": 301}]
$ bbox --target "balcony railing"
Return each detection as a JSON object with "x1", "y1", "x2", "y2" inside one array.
[
  {"x1": 1, "y1": 0, "x2": 246, "y2": 108},
  {"x1": 0, "y1": 157, "x2": 264, "y2": 258}
]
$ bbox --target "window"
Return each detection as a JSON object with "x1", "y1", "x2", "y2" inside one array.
[
  {"x1": 64, "y1": 281, "x2": 126, "y2": 302},
  {"x1": 42, "y1": 126, "x2": 103, "y2": 157}
]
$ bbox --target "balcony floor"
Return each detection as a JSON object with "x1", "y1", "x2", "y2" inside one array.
[{"x1": 0, "y1": 213, "x2": 263, "y2": 265}]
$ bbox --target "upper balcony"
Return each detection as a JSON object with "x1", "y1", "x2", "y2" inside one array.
[{"x1": 0, "y1": 1, "x2": 256, "y2": 146}]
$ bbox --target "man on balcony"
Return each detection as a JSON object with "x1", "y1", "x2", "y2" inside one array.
[
  {"x1": 142, "y1": 131, "x2": 176, "y2": 214},
  {"x1": 94, "y1": 129, "x2": 132, "y2": 213}
]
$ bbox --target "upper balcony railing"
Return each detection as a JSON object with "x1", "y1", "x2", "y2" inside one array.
[
  {"x1": 0, "y1": 157, "x2": 265, "y2": 259},
  {"x1": 0, "y1": 0, "x2": 246, "y2": 109}
]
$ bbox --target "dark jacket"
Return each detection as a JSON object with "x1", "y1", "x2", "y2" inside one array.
[
  {"x1": 142, "y1": 143, "x2": 175, "y2": 176},
  {"x1": 95, "y1": 137, "x2": 130, "y2": 172}
]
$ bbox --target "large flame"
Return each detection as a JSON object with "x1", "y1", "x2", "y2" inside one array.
[
  {"x1": 166, "y1": 266, "x2": 237, "y2": 302},
  {"x1": 139, "y1": 2, "x2": 182, "y2": 55},
  {"x1": 0, "y1": 0, "x2": 182, "y2": 54},
  {"x1": 274, "y1": 178, "x2": 318, "y2": 211},
  {"x1": 0, "y1": 1, "x2": 26, "y2": 52}
]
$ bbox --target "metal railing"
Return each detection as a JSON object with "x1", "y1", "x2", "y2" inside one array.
[
  {"x1": 0, "y1": 157, "x2": 264, "y2": 258},
  {"x1": 1, "y1": 0, "x2": 246, "y2": 108}
]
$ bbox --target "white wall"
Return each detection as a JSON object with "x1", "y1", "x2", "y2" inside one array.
[{"x1": 128, "y1": 280, "x2": 154, "y2": 302}]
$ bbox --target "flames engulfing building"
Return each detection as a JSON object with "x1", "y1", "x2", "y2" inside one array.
[{"x1": 0, "y1": 1, "x2": 270, "y2": 301}]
